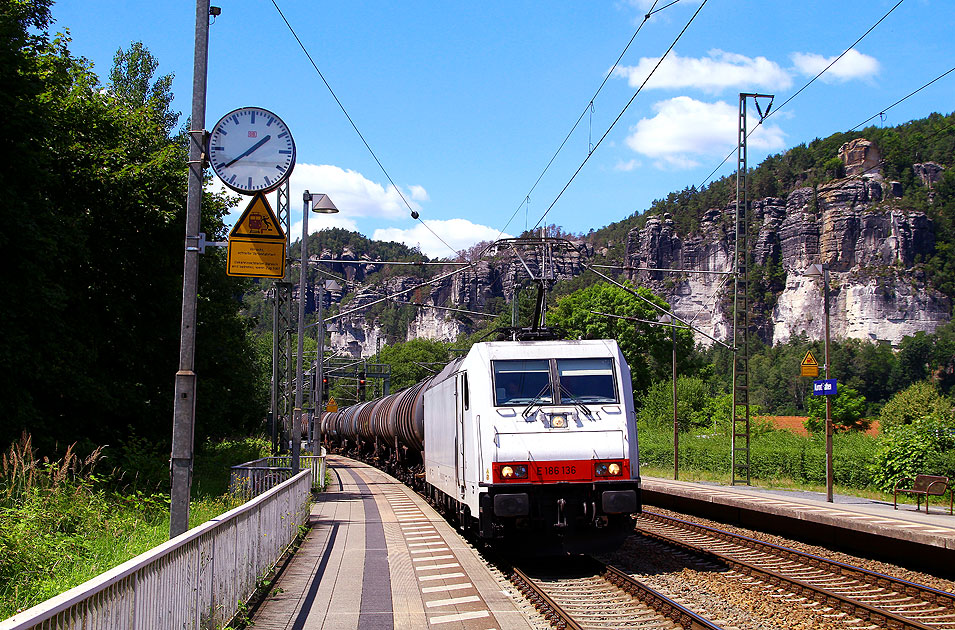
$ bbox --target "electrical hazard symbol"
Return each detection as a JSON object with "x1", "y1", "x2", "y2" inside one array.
[
  {"x1": 801, "y1": 350, "x2": 819, "y2": 377},
  {"x1": 229, "y1": 192, "x2": 285, "y2": 240}
]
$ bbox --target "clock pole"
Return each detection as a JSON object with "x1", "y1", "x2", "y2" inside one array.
[{"x1": 170, "y1": 0, "x2": 212, "y2": 538}]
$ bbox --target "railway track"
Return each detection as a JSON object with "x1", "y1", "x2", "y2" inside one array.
[
  {"x1": 505, "y1": 556, "x2": 724, "y2": 630},
  {"x1": 636, "y1": 510, "x2": 955, "y2": 630}
]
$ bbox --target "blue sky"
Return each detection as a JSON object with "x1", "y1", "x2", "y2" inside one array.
[{"x1": 54, "y1": 1, "x2": 952, "y2": 259}]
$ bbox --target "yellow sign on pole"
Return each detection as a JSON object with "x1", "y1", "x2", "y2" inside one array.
[
  {"x1": 226, "y1": 193, "x2": 287, "y2": 278},
  {"x1": 227, "y1": 240, "x2": 286, "y2": 277},
  {"x1": 801, "y1": 350, "x2": 819, "y2": 377},
  {"x1": 326, "y1": 398, "x2": 338, "y2": 413}
]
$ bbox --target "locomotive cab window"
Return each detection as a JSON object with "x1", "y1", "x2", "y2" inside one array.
[
  {"x1": 556, "y1": 358, "x2": 617, "y2": 404},
  {"x1": 493, "y1": 359, "x2": 552, "y2": 406}
]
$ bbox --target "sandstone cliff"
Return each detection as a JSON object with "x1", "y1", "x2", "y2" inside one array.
[{"x1": 311, "y1": 142, "x2": 950, "y2": 357}]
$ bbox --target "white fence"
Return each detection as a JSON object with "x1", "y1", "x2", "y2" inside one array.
[
  {"x1": 229, "y1": 454, "x2": 326, "y2": 498},
  {"x1": 1, "y1": 470, "x2": 312, "y2": 630}
]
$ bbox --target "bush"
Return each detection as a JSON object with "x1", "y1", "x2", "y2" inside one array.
[
  {"x1": 870, "y1": 416, "x2": 955, "y2": 492},
  {"x1": 804, "y1": 386, "x2": 868, "y2": 434},
  {"x1": 878, "y1": 381, "x2": 953, "y2": 431},
  {"x1": 636, "y1": 376, "x2": 710, "y2": 432}
]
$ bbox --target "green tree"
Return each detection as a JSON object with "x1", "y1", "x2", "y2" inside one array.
[
  {"x1": 0, "y1": 6, "x2": 265, "y2": 463},
  {"x1": 547, "y1": 282, "x2": 686, "y2": 394},
  {"x1": 878, "y1": 381, "x2": 953, "y2": 431},
  {"x1": 636, "y1": 376, "x2": 710, "y2": 432},
  {"x1": 371, "y1": 338, "x2": 453, "y2": 392},
  {"x1": 805, "y1": 386, "x2": 868, "y2": 434}
]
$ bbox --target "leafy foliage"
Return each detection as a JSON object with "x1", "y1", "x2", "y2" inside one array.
[
  {"x1": 878, "y1": 381, "x2": 953, "y2": 431},
  {"x1": 0, "y1": 3, "x2": 267, "y2": 463},
  {"x1": 870, "y1": 417, "x2": 955, "y2": 492},
  {"x1": 547, "y1": 282, "x2": 689, "y2": 394},
  {"x1": 636, "y1": 376, "x2": 711, "y2": 432},
  {"x1": 367, "y1": 338, "x2": 454, "y2": 392},
  {"x1": 805, "y1": 386, "x2": 868, "y2": 434}
]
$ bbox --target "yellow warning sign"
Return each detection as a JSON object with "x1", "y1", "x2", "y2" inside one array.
[
  {"x1": 227, "y1": 240, "x2": 286, "y2": 278},
  {"x1": 801, "y1": 350, "x2": 819, "y2": 377},
  {"x1": 229, "y1": 193, "x2": 285, "y2": 240},
  {"x1": 326, "y1": 398, "x2": 338, "y2": 413},
  {"x1": 227, "y1": 192, "x2": 288, "y2": 278}
]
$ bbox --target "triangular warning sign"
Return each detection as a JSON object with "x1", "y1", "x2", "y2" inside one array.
[
  {"x1": 230, "y1": 192, "x2": 286, "y2": 240},
  {"x1": 801, "y1": 350, "x2": 819, "y2": 368}
]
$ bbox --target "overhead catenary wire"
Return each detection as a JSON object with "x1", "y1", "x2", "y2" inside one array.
[
  {"x1": 270, "y1": 0, "x2": 462, "y2": 260},
  {"x1": 850, "y1": 65, "x2": 955, "y2": 132},
  {"x1": 696, "y1": 0, "x2": 907, "y2": 192},
  {"x1": 531, "y1": 0, "x2": 710, "y2": 232},
  {"x1": 495, "y1": 0, "x2": 679, "y2": 240}
]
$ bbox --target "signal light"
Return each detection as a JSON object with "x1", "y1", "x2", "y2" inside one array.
[{"x1": 321, "y1": 376, "x2": 329, "y2": 403}]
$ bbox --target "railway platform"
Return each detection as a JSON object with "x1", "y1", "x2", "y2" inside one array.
[
  {"x1": 247, "y1": 455, "x2": 534, "y2": 630},
  {"x1": 642, "y1": 476, "x2": 955, "y2": 573}
]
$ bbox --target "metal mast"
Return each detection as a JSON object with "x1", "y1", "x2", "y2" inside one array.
[
  {"x1": 731, "y1": 92, "x2": 772, "y2": 486},
  {"x1": 270, "y1": 180, "x2": 293, "y2": 454}
]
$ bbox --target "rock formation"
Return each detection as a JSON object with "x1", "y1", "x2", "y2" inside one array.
[{"x1": 307, "y1": 139, "x2": 950, "y2": 357}]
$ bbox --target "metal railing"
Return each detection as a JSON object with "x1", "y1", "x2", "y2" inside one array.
[
  {"x1": 229, "y1": 454, "x2": 326, "y2": 498},
  {"x1": 1, "y1": 470, "x2": 312, "y2": 630}
]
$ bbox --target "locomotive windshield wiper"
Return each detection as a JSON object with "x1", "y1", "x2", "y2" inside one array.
[
  {"x1": 521, "y1": 384, "x2": 553, "y2": 418},
  {"x1": 557, "y1": 383, "x2": 592, "y2": 417}
]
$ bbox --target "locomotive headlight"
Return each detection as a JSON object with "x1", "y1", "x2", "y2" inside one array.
[
  {"x1": 595, "y1": 461, "x2": 624, "y2": 477},
  {"x1": 551, "y1": 414, "x2": 566, "y2": 428},
  {"x1": 499, "y1": 464, "x2": 528, "y2": 480}
]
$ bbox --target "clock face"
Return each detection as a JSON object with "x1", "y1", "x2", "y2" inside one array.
[{"x1": 208, "y1": 107, "x2": 296, "y2": 193}]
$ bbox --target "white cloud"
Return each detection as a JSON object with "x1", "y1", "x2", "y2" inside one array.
[
  {"x1": 409, "y1": 185, "x2": 430, "y2": 202},
  {"x1": 625, "y1": 96, "x2": 786, "y2": 169},
  {"x1": 373, "y1": 219, "x2": 512, "y2": 259},
  {"x1": 614, "y1": 159, "x2": 641, "y2": 172},
  {"x1": 614, "y1": 50, "x2": 792, "y2": 94},
  {"x1": 791, "y1": 49, "x2": 880, "y2": 82},
  {"x1": 288, "y1": 163, "x2": 425, "y2": 221}
]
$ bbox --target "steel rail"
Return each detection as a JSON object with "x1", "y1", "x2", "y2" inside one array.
[
  {"x1": 643, "y1": 511, "x2": 955, "y2": 609},
  {"x1": 509, "y1": 566, "x2": 584, "y2": 630},
  {"x1": 507, "y1": 561, "x2": 724, "y2": 630},
  {"x1": 601, "y1": 564, "x2": 725, "y2": 630},
  {"x1": 637, "y1": 512, "x2": 944, "y2": 630}
]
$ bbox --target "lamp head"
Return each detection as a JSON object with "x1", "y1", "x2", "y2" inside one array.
[{"x1": 310, "y1": 193, "x2": 339, "y2": 214}]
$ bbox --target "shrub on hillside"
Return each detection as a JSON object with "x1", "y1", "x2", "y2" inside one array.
[{"x1": 878, "y1": 381, "x2": 953, "y2": 431}]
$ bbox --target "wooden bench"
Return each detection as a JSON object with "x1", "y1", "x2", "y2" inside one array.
[{"x1": 893, "y1": 475, "x2": 952, "y2": 514}]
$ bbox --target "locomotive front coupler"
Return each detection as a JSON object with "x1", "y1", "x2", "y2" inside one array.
[{"x1": 555, "y1": 498, "x2": 568, "y2": 529}]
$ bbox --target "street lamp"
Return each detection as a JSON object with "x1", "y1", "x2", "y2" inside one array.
[
  {"x1": 294, "y1": 191, "x2": 338, "y2": 473},
  {"x1": 659, "y1": 313, "x2": 678, "y2": 480},
  {"x1": 804, "y1": 263, "x2": 833, "y2": 502}
]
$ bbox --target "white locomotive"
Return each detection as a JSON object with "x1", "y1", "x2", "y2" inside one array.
[{"x1": 321, "y1": 337, "x2": 641, "y2": 553}]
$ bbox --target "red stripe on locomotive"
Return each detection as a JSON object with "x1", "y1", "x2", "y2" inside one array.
[{"x1": 492, "y1": 459, "x2": 630, "y2": 483}]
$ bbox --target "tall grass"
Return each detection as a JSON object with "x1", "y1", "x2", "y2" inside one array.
[
  {"x1": 638, "y1": 424, "x2": 883, "y2": 495},
  {"x1": 0, "y1": 433, "x2": 269, "y2": 619}
]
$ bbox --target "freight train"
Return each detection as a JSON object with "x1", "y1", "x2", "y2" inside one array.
[{"x1": 320, "y1": 337, "x2": 640, "y2": 553}]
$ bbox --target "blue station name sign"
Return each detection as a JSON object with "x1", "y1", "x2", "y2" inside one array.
[{"x1": 812, "y1": 379, "x2": 838, "y2": 396}]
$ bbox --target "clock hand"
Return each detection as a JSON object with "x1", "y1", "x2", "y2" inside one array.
[{"x1": 223, "y1": 134, "x2": 272, "y2": 168}]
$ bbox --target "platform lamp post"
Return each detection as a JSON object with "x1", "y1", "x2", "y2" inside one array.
[
  {"x1": 659, "y1": 314, "x2": 679, "y2": 480},
  {"x1": 294, "y1": 191, "x2": 338, "y2": 474},
  {"x1": 805, "y1": 263, "x2": 833, "y2": 502}
]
